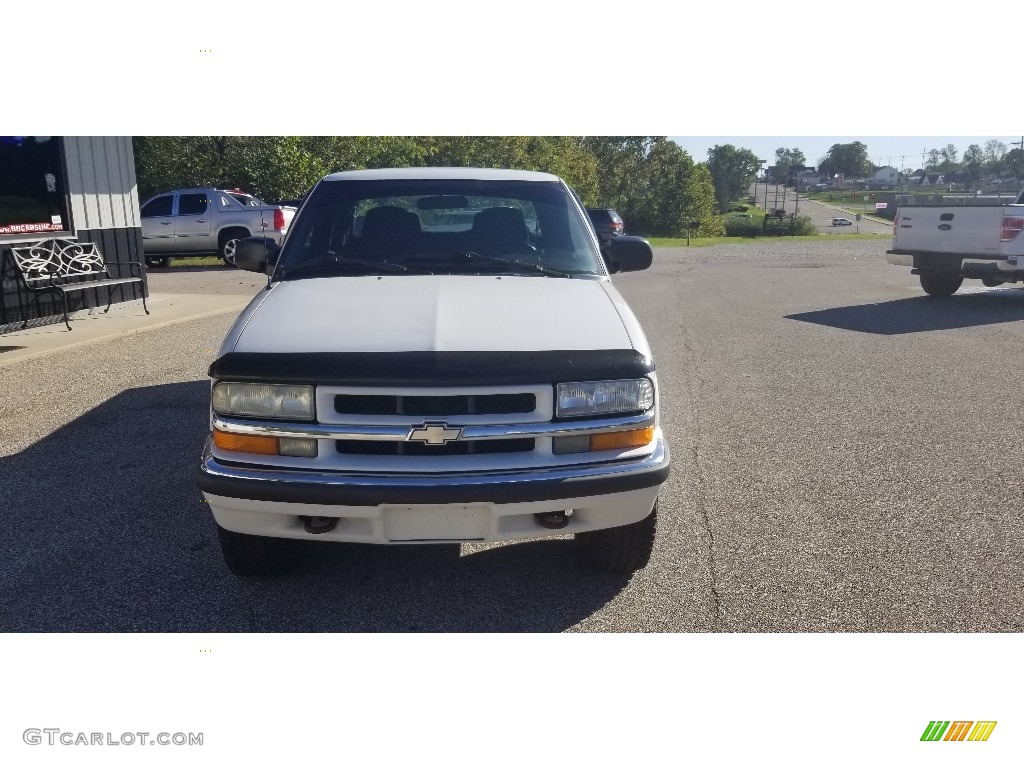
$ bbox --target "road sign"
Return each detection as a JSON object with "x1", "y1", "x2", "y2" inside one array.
[{"x1": 855, "y1": 214, "x2": 862, "y2": 221}]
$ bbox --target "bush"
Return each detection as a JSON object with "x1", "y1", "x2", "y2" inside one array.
[
  {"x1": 791, "y1": 215, "x2": 818, "y2": 236},
  {"x1": 724, "y1": 217, "x2": 762, "y2": 238}
]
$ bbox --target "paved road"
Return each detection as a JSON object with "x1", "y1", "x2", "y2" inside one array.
[
  {"x1": 751, "y1": 183, "x2": 892, "y2": 235},
  {"x1": 2, "y1": 243, "x2": 1022, "y2": 632}
]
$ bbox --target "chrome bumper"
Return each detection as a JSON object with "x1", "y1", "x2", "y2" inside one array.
[{"x1": 197, "y1": 435, "x2": 670, "y2": 507}]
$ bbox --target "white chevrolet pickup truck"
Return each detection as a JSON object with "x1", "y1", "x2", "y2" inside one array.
[
  {"x1": 886, "y1": 186, "x2": 1024, "y2": 296},
  {"x1": 197, "y1": 168, "x2": 670, "y2": 576}
]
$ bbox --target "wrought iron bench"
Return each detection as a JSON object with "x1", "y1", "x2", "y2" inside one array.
[{"x1": 8, "y1": 239, "x2": 148, "y2": 331}]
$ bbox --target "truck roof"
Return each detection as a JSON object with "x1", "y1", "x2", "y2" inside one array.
[{"x1": 320, "y1": 168, "x2": 561, "y2": 183}]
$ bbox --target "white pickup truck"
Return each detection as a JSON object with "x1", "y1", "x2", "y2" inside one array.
[
  {"x1": 886, "y1": 187, "x2": 1024, "y2": 296},
  {"x1": 140, "y1": 187, "x2": 296, "y2": 268},
  {"x1": 197, "y1": 168, "x2": 671, "y2": 577}
]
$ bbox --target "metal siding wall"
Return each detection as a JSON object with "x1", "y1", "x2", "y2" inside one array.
[
  {"x1": 65, "y1": 137, "x2": 138, "y2": 233},
  {"x1": 64, "y1": 137, "x2": 88, "y2": 229}
]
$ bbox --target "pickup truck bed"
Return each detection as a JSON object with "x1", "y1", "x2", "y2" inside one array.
[{"x1": 886, "y1": 188, "x2": 1024, "y2": 296}]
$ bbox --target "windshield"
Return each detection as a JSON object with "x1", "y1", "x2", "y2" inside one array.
[{"x1": 273, "y1": 178, "x2": 604, "y2": 280}]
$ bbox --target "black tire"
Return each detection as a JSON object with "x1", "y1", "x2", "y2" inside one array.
[
  {"x1": 982, "y1": 277, "x2": 1004, "y2": 287},
  {"x1": 219, "y1": 229, "x2": 249, "y2": 266},
  {"x1": 575, "y1": 502, "x2": 657, "y2": 574},
  {"x1": 919, "y1": 272, "x2": 963, "y2": 297},
  {"x1": 145, "y1": 256, "x2": 170, "y2": 268},
  {"x1": 216, "y1": 524, "x2": 299, "y2": 576}
]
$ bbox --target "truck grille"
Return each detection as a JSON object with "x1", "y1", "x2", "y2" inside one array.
[
  {"x1": 336, "y1": 438, "x2": 535, "y2": 456},
  {"x1": 333, "y1": 393, "x2": 536, "y2": 417},
  {"x1": 318, "y1": 386, "x2": 551, "y2": 468}
]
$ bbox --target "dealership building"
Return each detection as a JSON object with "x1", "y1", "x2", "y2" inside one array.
[{"x1": 0, "y1": 136, "x2": 146, "y2": 333}]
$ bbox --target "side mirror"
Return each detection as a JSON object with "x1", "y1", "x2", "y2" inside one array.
[
  {"x1": 601, "y1": 235, "x2": 653, "y2": 274},
  {"x1": 234, "y1": 237, "x2": 281, "y2": 274}
]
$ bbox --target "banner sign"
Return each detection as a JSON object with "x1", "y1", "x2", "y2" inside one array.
[{"x1": 0, "y1": 222, "x2": 65, "y2": 235}]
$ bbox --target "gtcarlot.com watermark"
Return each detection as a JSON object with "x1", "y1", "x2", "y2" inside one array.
[{"x1": 24, "y1": 729, "x2": 203, "y2": 747}]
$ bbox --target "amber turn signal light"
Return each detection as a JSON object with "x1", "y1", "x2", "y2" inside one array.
[
  {"x1": 213, "y1": 429, "x2": 279, "y2": 455},
  {"x1": 590, "y1": 426, "x2": 655, "y2": 452}
]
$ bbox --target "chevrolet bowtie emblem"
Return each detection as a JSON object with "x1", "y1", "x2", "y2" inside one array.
[{"x1": 407, "y1": 423, "x2": 464, "y2": 445}]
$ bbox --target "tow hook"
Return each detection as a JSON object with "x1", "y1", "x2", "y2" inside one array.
[
  {"x1": 301, "y1": 515, "x2": 338, "y2": 534},
  {"x1": 534, "y1": 509, "x2": 573, "y2": 530}
]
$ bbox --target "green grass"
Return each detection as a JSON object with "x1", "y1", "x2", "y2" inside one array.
[
  {"x1": 647, "y1": 232, "x2": 888, "y2": 247},
  {"x1": 167, "y1": 255, "x2": 225, "y2": 267}
]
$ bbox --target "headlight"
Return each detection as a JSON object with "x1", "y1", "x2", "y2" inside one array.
[
  {"x1": 556, "y1": 379, "x2": 654, "y2": 418},
  {"x1": 212, "y1": 382, "x2": 314, "y2": 420}
]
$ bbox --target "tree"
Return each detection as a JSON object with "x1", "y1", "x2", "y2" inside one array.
[
  {"x1": 580, "y1": 136, "x2": 659, "y2": 211},
  {"x1": 706, "y1": 144, "x2": 761, "y2": 212},
  {"x1": 773, "y1": 147, "x2": 806, "y2": 185},
  {"x1": 817, "y1": 142, "x2": 872, "y2": 178},
  {"x1": 963, "y1": 144, "x2": 984, "y2": 179},
  {"x1": 580, "y1": 138, "x2": 717, "y2": 237},
  {"x1": 130, "y1": 136, "x2": 718, "y2": 236},
  {"x1": 983, "y1": 140, "x2": 1007, "y2": 165},
  {"x1": 133, "y1": 137, "x2": 230, "y2": 199},
  {"x1": 926, "y1": 148, "x2": 941, "y2": 170},
  {"x1": 1006, "y1": 148, "x2": 1024, "y2": 181},
  {"x1": 940, "y1": 144, "x2": 959, "y2": 170},
  {"x1": 684, "y1": 164, "x2": 724, "y2": 237}
]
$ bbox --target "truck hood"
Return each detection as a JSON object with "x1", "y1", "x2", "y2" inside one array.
[{"x1": 230, "y1": 275, "x2": 636, "y2": 354}]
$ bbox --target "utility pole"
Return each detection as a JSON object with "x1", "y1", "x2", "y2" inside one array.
[{"x1": 1011, "y1": 137, "x2": 1024, "y2": 180}]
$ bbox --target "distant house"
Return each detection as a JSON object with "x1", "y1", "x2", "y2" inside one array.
[
  {"x1": 869, "y1": 166, "x2": 899, "y2": 187},
  {"x1": 916, "y1": 172, "x2": 944, "y2": 186},
  {"x1": 943, "y1": 171, "x2": 973, "y2": 186},
  {"x1": 790, "y1": 168, "x2": 820, "y2": 190}
]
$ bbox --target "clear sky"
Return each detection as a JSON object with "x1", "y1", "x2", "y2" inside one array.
[{"x1": 669, "y1": 137, "x2": 1024, "y2": 172}]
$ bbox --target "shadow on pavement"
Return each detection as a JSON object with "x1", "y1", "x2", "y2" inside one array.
[
  {"x1": 0, "y1": 381, "x2": 628, "y2": 632},
  {"x1": 786, "y1": 289, "x2": 1024, "y2": 335}
]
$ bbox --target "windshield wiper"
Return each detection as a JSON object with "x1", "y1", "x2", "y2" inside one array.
[
  {"x1": 451, "y1": 251, "x2": 578, "y2": 278},
  {"x1": 279, "y1": 257, "x2": 431, "y2": 279}
]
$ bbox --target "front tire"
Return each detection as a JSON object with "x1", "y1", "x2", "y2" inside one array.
[
  {"x1": 145, "y1": 256, "x2": 170, "y2": 268},
  {"x1": 217, "y1": 524, "x2": 299, "y2": 576},
  {"x1": 919, "y1": 272, "x2": 963, "y2": 297},
  {"x1": 575, "y1": 502, "x2": 657, "y2": 574}
]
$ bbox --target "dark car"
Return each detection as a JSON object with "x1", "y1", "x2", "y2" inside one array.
[{"x1": 586, "y1": 208, "x2": 625, "y2": 241}]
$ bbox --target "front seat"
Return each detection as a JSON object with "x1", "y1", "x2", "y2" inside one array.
[
  {"x1": 360, "y1": 206, "x2": 421, "y2": 252},
  {"x1": 470, "y1": 206, "x2": 531, "y2": 256}
]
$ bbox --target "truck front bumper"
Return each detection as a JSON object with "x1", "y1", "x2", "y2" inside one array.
[{"x1": 197, "y1": 436, "x2": 670, "y2": 544}]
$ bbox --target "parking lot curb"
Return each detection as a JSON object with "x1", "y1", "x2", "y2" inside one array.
[{"x1": 0, "y1": 299, "x2": 248, "y2": 370}]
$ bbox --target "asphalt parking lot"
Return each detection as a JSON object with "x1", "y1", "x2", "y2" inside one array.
[{"x1": 1, "y1": 239, "x2": 1022, "y2": 632}]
